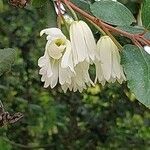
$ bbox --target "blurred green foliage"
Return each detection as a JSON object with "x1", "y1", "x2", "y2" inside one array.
[{"x1": 0, "y1": 0, "x2": 150, "y2": 150}]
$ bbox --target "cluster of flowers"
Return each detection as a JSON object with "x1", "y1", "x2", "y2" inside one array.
[{"x1": 38, "y1": 20, "x2": 126, "y2": 92}]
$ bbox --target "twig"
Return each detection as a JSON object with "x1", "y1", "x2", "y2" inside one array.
[{"x1": 60, "y1": 0, "x2": 150, "y2": 47}]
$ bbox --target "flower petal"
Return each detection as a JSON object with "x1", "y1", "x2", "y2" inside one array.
[
  {"x1": 79, "y1": 21, "x2": 96, "y2": 62},
  {"x1": 112, "y1": 44, "x2": 121, "y2": 79},
  {"x1": 61, "y1": 40, "x2": 75, "y2": 72},
  {"x1": 61, "y1": 61, "x2": 94, "y2": 92},
  {"x1": 38, "y1": 55, "x2": 47, "y2": 67},
  {"x1": 46, "y1": 41, "x2": 63, "y2": 59},
  {"x1": 59, "y1": 65, "x2": 73, "y2": 85},
  {"x1": 40, "y1": 28, "x2": 63, "y2": 36},
  {"x1": 94, "y1": 60, "x2": 105, "y2": 86},
  {"x1": 98, "y1": 36, "x2": 112, "y2": 81},
  {"x1": 70, "y1": 21, "x2": 89, "y2": 65},
  {"x1": 50, "y1": 61, "x2": 59, "y2": 88}
]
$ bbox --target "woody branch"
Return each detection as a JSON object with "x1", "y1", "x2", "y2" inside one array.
[{"x1": 59, "y1": 0, "x2": 150, "y2": 47}]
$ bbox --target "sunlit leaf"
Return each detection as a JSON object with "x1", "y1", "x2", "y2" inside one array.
[{"x1": 90, "y1": 0, "x2": 135, "y2": 26}]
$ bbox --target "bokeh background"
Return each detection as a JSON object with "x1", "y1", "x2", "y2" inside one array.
[{"x1": 0, "y1": 0, "x2": 150, "y2": 149}]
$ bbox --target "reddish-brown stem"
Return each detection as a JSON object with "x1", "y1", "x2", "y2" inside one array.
[
  {"x1": 137, "y1": 37, "x2": 149, "y2": 46},
  {"x1": 133, "y1": 39, "x2": 142, "y2": 47},
  {"x1": 60, "y1": 0, "x2": 150, "y2": 47},
  {"x1": 140, "y1": 36, "x2": 150, "y2": 45}
]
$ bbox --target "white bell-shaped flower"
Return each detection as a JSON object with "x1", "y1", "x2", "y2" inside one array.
[
  {"x1": 95, "y1": 36, "x2": 126, "y2": 85},
  {"x1": 70, "y1": 20, "x2": 96, "y2": 66},
  {"x1": 38, "y1": 28, "x2": 75, "y2": 89}
]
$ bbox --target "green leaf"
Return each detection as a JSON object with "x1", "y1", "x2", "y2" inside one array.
[
  {"x1": 117, "y1": 26, "x2": 145, "y2": 34},
  {"x1": 122, "y1": 45, "x2": 150, "y2": 108},
  {"x1": 31, "y1": 0, "x2": 48, "y2": 8},
  {"x1": 72, "y1": 0, "x2": 91, "y2": 12},
  {"x1": 90, "y1": 0, "x2": 135, "y2": 26},
  {"x1": 0, "y1": 48, "x2": 16, "y2": 76},
  {"x1": 141, "y1": 0, "x2": 150, "y2": 30}
]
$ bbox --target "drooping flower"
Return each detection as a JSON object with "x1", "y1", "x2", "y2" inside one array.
[
  {"x1": 62, "y1": 20, "x2": 97, "y2": 92},
  {"x1": 38, "y1": 28, "x2": 75, "y2": 89},
  {"x1": 70, "y1": 20, "x2": 96, "y2": 66},
  {"x1": 95, "y1": 36, "x2": 126, "y2": 85}
]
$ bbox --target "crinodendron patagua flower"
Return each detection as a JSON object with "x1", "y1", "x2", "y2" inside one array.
[
  {"x1": 95, "y1": 36, "x2": 126, "y2": 85},
  {"x1": 38, "y1": 28, "x2": 75, "y2": 89},
  {"x1": 58, "y1": 20, "x2": 96, "y2": 92}
]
